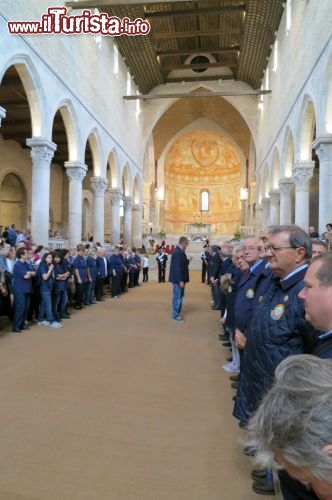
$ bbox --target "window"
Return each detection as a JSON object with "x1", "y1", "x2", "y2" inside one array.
[{"x1": 200, "y1": 190, "x2": 209, "y2": 212}]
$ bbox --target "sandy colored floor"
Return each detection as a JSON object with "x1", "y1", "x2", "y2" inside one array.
[{"x1": 0, "y1": 270, "x2": 273, "y2": 500}]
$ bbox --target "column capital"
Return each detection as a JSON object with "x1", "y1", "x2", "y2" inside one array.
[
  {"x1": 90, "y1": 176, "x2": 108, "y2": 196},
  {"x1": 26, "y1": 137, "x2": 57, "y2": 166},
  {"x1": 292, "y1": 161, "x2": 314, "y2": 188},
  {"x1": 261, "y1": 197, "x2": 270, "y2": 209},
  {"x1": 109, "y1": 187, "x2": 122, "y2": 204},
  {"x1": 268, "y1": 189, "x2": 280, "y2": 206},
  {"x1": 279, "y1": 177, "x2": 293, "y2": 194},
  {"x1": 123, "y1": 196, "x2": 134, "y2": 209},
  {"x1": 64, "y1": 161, "x2": 88, "y2": 182},
  {"x1": 132, "y1": 204, "x2": 140, "y2": 212},
  {"x1": 0, "y1": 106, "x2": 6, "y2": 126},
  {"x1": 313, "y1": 136, "x2": 332, "y2": 161},
  {"x1": 255, "y1": 203, "x2": 263, "y2": 213}
]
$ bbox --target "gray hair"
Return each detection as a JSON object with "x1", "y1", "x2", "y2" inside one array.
[
  {"x1": 232, "y1": 243, "x2": 243, "y2": 255},
  {"x1": 269, "y1": 225, "x2": 312, "y2": 259},
  {"x1": 248, "y1": 354, "x2": 332, "y2": 482}
]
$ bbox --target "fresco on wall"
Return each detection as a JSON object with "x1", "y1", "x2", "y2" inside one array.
[{"x1": 164, "y1": 130, "x2": 241, "y2": 235}]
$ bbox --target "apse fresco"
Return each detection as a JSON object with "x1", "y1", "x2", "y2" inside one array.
[{"x1": 164, "y1": 130, "x2": 241, "y2": 236}]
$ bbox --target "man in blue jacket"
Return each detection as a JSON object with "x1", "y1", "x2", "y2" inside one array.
[{"x1": 169, "y1": 236, "x2": 190, "y2": 321}]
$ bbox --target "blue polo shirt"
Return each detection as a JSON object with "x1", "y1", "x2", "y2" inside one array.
[{"x1": 13, "y1": 260, "x2": 33, "y2": 294}]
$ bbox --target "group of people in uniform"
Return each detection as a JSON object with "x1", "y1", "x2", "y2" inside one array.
[{"x1": 203, "y1": 225, "x2": 332, "y2": 499}]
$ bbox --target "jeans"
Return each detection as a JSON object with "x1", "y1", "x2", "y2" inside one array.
[
  {"x1": 85, "y1": 280, "x2": 95, "y2": 304},
  {"x1": 55, "y1": 289, "x2": 68, "y2": 316},
  {"x1": 172, "y1": 283, "x2": 184, "y2": 319},
  {"x1": 39, "y1": 289, "x2": 55, "y2": 322}
]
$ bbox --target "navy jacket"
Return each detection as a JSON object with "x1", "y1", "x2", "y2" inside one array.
[
  {"x1": 234, "y1": 259, "x2": 267, "y2": 333},
  {"x1": 96, "y1": 256, "x2": 107, "y2": 279},
  {"x1": 13, "y1": 260, "x2": 34, "y2": 294},
  {"x1": 233, "y1": 265, "x2": 313, "y2": 424},
  {"x1": 169, "y1": 245, "x2": 189, "y2": 284},
  {"x1": 109, "y1": 253, "x2": 123, "y2": 273}
]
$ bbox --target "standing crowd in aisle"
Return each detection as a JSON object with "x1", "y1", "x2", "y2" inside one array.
[
  {"x1": 203, "y1": 224, "x2": 332, "y2": 499},
  {"x1": 0, "y1": 225, "x2": 151, "y2": 334}
]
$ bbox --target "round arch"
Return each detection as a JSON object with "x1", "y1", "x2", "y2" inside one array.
[
  {"x1": 0, "y1": 55, "x2": 45, "y2": 137},
  {"x1": 50, "y1": 100, "x2": 80, "y2": 161},
  {"x1": 121, "y1": 163, "x2": 132, "y2": 196},
  {"x1": 133, "y1": 174, "x2": 141, "y2": 204},
  {"x1": 282, "y1": 127, "x2": 295, "y2": 177},
  {"x1": 0, "y1": 170, "x2": 29, "y2": 229},
  {"x1": 272, "y1": 149, "x2": 281, "y2": 188},
  {"x1": 297, "y1": 95, "x2": 316, "y2": 161},
  {"x1": 85, "y1": 129, "x2": 103, "y2": 176},
  {"x1": 107, "y1": 149, "x2": 120, "y2": 188}
]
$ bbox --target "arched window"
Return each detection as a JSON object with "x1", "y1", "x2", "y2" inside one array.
[{"x1": 200, "y1": 190, "x2": 209, "y2": 212}]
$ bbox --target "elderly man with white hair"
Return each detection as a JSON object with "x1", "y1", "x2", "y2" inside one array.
[
  {"x1": 251, "y1": 252, "x2": 332, "y2": 499},
  {"x1": 249, "y1": 354, "x2": 332, "y2": 500}
]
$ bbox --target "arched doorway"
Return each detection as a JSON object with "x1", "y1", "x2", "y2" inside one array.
[{"x1": 0, "y1": 172, "x2": 27, "y2": 229}]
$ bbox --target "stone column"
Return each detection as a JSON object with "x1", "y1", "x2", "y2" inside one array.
[
  {"x1": 261, "y1": 197, "x2": 270, "y2": 229},
  {"x1": 91, "y1": 176, "x2": 108, "y2": 245},
  {"x1": 132, "y1": 204, "x2": 142, "y2": 248},
  {"x1": 254, "y1": 203, "x2": 263, "y2": 235},
  {"x1": 65, "y1": 161, "x2": 88, "y2": 246},
  {"x1": 26, "y1": 138, "x2": 56, "y2": 246},
  {"x1": 279, "y1": 177, "x2": 293, "y2": 225},
  {"x1": 268, "y1": 189, "x2": 280, "y2": 225},
  {"x1": 0, "y1": 106, "x2": 6, "y2": 126},
  {"x1": 123, "y1": 196, "x2": 134, "y2": 246},
  {"x1": 109, "y1": 188, "x2": 122, "y2": 245},
  {"x1": 313, "y1": 137, "x2": 332, "y2": 234},
  {"x1": 292, "y1": 161, "x2": 314, "y2": 231}
]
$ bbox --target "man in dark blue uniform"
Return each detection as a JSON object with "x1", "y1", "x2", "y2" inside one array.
[{"x1": 169, "y1": 236, "x2": 190, "y2": 321}]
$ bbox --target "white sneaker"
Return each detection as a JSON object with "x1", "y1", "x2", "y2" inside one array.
[
  {"x1": 49, "y1": 322, "x2": 63, "y2": 329},
  {"x1": 37, "y1": 321, "x2": 50, "y2": 326}
]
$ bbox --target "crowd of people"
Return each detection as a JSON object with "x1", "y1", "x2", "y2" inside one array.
[
  {"x1": 0, "y1": 226, "x2": 151, "y2": 333},
  {"x1": 3, "y1": 222, "x2": 332, "y2": 497},
  {"x1": 203, "y1": 224, "x2": 332, "y2": 499}
]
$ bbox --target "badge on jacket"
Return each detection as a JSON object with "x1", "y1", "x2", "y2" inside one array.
[
  {"x1": 271, "y1": 304, "x2": 285, "y2": 320},
  {"x1": 246, "y1": 288, "x2": 254, "y2": 299}
]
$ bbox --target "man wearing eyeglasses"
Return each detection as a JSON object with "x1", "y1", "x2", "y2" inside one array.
[
  {"x1": 233, "y1": 225, "x2": 314, "y2": 496},
  {"x1": 232, "y1": 236, "x2": 271, "y2": 371}
]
